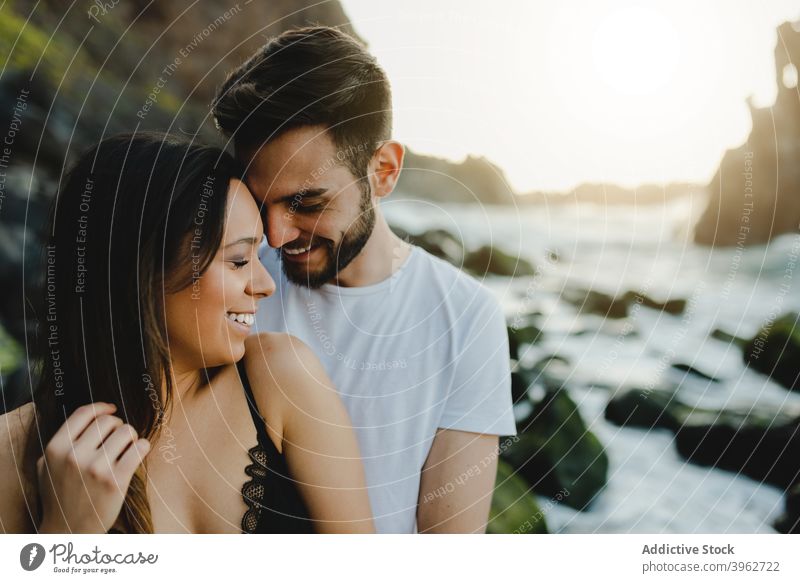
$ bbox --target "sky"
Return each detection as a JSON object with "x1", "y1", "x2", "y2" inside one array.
[{"x1": 340, "y1": 0, "x2": 800, "y2": 192}]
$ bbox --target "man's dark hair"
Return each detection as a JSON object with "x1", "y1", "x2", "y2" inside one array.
[{"x1": 212, "y1": 26, "x2": 392, "y2": 179}]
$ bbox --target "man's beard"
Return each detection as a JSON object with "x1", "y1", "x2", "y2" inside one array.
[{"x1": 280, "y1": 184, "x2": 375, "y2": 289}]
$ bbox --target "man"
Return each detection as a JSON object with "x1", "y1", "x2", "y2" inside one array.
[{"x1": 212, "y1": 26, "x2": 516, "y2": 533}]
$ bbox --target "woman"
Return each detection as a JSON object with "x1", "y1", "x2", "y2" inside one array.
[{"x1": 0, "y1": 133, "x2": 373, "y2": 534}]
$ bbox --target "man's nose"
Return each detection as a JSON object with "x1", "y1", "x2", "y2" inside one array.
[
  {"x1": 248, "y1": 256, "x2": 276, "y2": 300},
  {"x1": 266, "y1": 205, "x2": 301, "y2": 248}
]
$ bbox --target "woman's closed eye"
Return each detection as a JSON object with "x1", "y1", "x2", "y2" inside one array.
[{"x1": 229, "y1": 258, "x2": 250, "y2": 270}]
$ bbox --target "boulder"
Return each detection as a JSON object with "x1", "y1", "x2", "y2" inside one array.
[
  {"x1": 774, "y1": 482, "x2": 800, "y2": 534},
  {"x1": 503, "y1": 386, "x2": 608, "y2": 511},
  {"x1": 743, "y1": 312, "x2": 800, "y2": 391},
  {"x1": 463, "y1": 244, "x2": 536, "y2": 277},
  {"x1": 622, "y1": 291, "x2": 686, "y2": 315},
  {"x1": 606, "y1": 388, "x2": 800, "y2": 489},
  {"x1": 507, "y1": 318, "x2": 542, "y2": 360},
  {"x1": 562, "y1": 288, "x2": 629, "y2": 319},
  {"x1": 488, "y1": 459, "x2": 549, "y2": 534}
]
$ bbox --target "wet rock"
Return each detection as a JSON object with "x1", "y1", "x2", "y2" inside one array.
[
  {"x1": 562, "y1": 288, "x2": 629, "y2": 319},
  {"x1": 507, "y1": 318, "x2": 542, "y2": 360},
  {"x1": 710, "y1": 328, "x2": 748, "y2": 349},
  {"x1": 390, "y1": 226, "x2": 536, "y2": 277},
  {"x1": 511, "y1": 355, "x2": 573, "y2": 401},
  {"x1": 676, "y1": 418, "x2": 800, "y2": 490},
  {"x1": 463, "y1": 244, "x2": 536, "y2": 277},
  {"x1": 606, "y1": 388, "x2": 796, "y2": 431},
  {"x1": 530, "y1": 355, "x2": 572, "y2": 391},
  {"x1": 510, "y1": 369, "x2": 534, "y2": 403},
  {"x1": 774, "y1": 483, "x2": 800, "y2": 534},
  {"x1": 743, "y1": 312, "x2": 800, "y2": 391},
  {"x1": 390, "y1": 225, "x2": 465, "y2": 266},
  {"x1": 605, "y1": 388, "x2": 800, "y2": 489},
  {"x1": 671, "y1": 363, "x2": 721, "y2": 383},
  {"x1": 563, "y1": 288, "x2": 688, "y2": 319},
  {"x1": 488, "y1": 459, "x2": 549, "y2": 534},
  {"x1": 622, "y1": 291, "x2": 686, "y2": 315},
  {"x1": 503, "y1": 386, "x2": 608, "y2": 511},
  {"x1": 604, "y1": 388, "x2": 681, "y2": 431}
]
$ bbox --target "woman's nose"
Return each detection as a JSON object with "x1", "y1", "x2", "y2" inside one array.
[{"x1": 248, "y1": 257, "x2": 275, "y2": 299}]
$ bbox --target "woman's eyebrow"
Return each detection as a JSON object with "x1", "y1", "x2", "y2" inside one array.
[{"x1": 224, "y1": 236, "x2": 260, "y2": 248}]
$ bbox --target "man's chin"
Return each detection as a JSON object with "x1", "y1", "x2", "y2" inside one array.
[{"x1": 282, "y1": 262, "x2": 334, "y2": 289}]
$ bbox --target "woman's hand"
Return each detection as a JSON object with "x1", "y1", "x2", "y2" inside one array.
[{"x1": 36, "y1": 402, "x2": 151, "y2": 534}]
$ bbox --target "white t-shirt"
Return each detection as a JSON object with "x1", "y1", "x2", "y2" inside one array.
[{"x1": 254, "y1": 244, "x2": 517, "y2": 533}]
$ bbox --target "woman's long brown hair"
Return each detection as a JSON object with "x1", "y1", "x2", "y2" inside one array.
[{"x1": 22, "y1": 132, "x2": 241, "y2": 533}]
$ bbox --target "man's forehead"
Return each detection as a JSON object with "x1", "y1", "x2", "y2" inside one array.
[
  {"x1": 240, "y1": 132, "x2": 346, "y2": 200},
  {"x1": 241, "y1": 127, "x2": 337, "y2": 171}
]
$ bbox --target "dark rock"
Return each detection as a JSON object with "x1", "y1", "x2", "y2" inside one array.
[
  {"x1": 743, "y1": 312, "x2": 800, "y2": 391},
  {"x1": 511, "y1": 355, "x2": 573, "y2": 400},
  {"x1": 463, "y1": 244, "x2": 536, "y2": 277},
  {"x1": 507, "y1": 318, "x2": 542, "y2": 360},
  {"x1": 390, "y1": 225, "x2": 465, "y2": 267},
  {"x1": 606, "y1": 388, "x2": 800, "y2": 490},
  {"x1": 397, "y1": 149, "x2": 516, "y2": 205},
  {"x1": 604, "y1": 388, "x2": 681, "y2": 431},
  {"x1": 390, "y1": 226, "x2": 536, "y2": 277},
  {"x1": 562, "y1": 288, "x2": 629, "y2": 319},
  {"x1": 774, "y1": 483, "x2": 800, "y2": 534},
  {"x1": 671, "y1": 363, "x2": 721, "y2": 383},
  {"x1": 503, "y1": 387, "x2": 608, "y2": 511},
  {"x1": 711, "y1": 328, "x2": 748, "y2": 349},
  {"x1": 488, "y1": 459, "x2": 549, "y2": 534},
  {"x1": 676, "y1": 419, "x2": 800, "y2": 490},
  {"x1": 510, "y1": 369, "x2": 534, "y2": 403},
  {"x1": 563, "y1": 288, "x2": 688, "y2": 319},
  {"x1": 530, "y1": 355, "x2": 572, "y2": 391},
  {"x1": 622, "y1": 291, "x2": 686, "y2": 315},
  {"x1": 606, "y1": 388, "x2": 796, "y2": 432}
]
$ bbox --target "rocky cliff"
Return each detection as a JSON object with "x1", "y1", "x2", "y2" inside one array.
[{"x1": 694, "y1": 21, "x2": 800, "y2": 246}]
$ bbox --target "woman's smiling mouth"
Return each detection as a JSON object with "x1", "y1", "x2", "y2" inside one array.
[{"x1": 227, "y1": 312, "x2": 255, "y2": 329}]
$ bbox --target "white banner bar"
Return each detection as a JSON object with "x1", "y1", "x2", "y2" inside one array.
[{"x1": 1, "y1": 534, "x2": 798, "y2": 582}]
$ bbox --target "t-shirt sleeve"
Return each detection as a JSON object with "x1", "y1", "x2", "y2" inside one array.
[{"x1": 438, "y1": 287, "x2": 518, "y2": 436}]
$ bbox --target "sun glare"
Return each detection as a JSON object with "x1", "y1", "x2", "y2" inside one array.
[
  {"x1": 341, "y1": 0, "x2": 800, "y2": 191},
  {"x1": 591, "y1": 6, "x2": 681, "y2": 96}
]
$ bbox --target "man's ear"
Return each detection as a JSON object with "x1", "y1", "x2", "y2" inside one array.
[{"x1": 369, "y1": 141, "x2": 404, "y2": 199}]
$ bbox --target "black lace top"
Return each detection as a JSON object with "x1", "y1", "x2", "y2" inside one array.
[
  {"x1": 109, "y1": 362, "x2": 314, "y2": 534},
  {"x1": 237, "y1": 359, "x2": 314, "y2": 534}
]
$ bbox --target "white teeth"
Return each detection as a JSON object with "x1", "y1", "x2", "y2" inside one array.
[
  {"x1": 284, "y1": 244, "x2": 312, "y2": 255},
  {"x1": 227, "y1": 313, "x2": 254, "y2": 326}
]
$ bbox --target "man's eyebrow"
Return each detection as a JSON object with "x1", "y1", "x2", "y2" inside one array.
[
  {"x1": 274, "y1": 188, "x2": 328, "y2": 205},
  {"x1": 224, "y1": 237, "x2": 259, "y2": 248}
]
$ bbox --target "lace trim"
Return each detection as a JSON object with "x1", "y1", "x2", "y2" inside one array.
[{"x1": 241, "y1": 444, "x2": 269, "y2": 534}]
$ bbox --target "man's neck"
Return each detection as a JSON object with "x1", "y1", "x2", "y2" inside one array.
[{"x1": 332, "y1": 212, "x2": 411, "y2": 288}]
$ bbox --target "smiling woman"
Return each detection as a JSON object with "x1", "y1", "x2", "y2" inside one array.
[{"x1": 0, "y1": 132, "x2": 373, "y2": 534}]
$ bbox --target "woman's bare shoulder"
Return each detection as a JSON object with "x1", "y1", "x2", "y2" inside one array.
[
  {"x1": 0, "y1": 402, "x2": 37, "y2": 533},
  {"x1": 243, "y1": 333, "x2": 335, "y2": 425},
  {"x1": 244, "y1": 333, "x2": 328, "y2": 391},
  {"x1": 244, "y1": 332, "x2": 314, "y2": 365}
]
